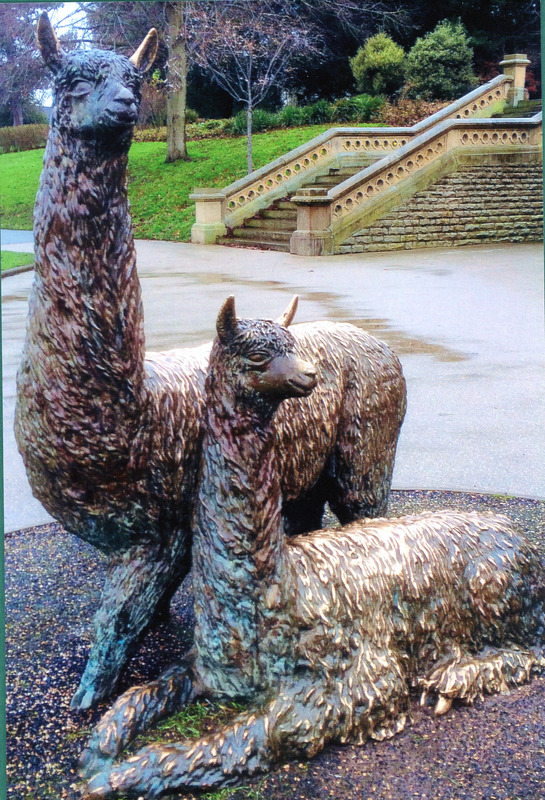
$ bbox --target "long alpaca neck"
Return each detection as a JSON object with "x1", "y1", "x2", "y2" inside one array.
[
  {"x1": 193, "y1": 373, "x2": 288, "y2": 699},
  {"x1": 16, "y1": 124, "x2": 146, "y2": 486}
]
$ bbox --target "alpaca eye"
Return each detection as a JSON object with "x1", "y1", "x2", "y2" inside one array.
[
  {"x1": 70, "y1": 81, "x2": 93, "y2": 98},
  {"x1": 247, "y1": 353, "x2": 269, "y2": 367}
]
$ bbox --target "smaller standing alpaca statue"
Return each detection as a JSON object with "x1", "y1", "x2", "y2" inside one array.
[
  {"x1": 16, "y1": 14, "x2": 407, "y2": 710},
  {"x1": 81, "y1": 298, "x2": 545, "y2": 800}
]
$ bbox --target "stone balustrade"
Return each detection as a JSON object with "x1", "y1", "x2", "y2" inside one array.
[
  {"x1": 290, "y1": 113, "x2": 542, "y2": 255},
  {"x1": 190, "y1": 75, "x2": 514, "y2": 244}
]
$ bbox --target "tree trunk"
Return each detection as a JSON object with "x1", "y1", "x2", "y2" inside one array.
[
  {"x1": 246, "y1": 105, "x2": 253, "y2": 173},
  {"x1": 11, "y1": 95, "x2": 23, "y2": 127},
  {"x1": 166, "y1": 1, "x2": 190, "y2": 163}
]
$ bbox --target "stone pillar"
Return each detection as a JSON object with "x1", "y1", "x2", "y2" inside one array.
[
  {"x1": 499, "y1": 54, "x2": 531, "y2": 107},
  {"x1": 290, "y1": 188, "x2": 334, "y2": 256},
  {"x1": 190, "y1": 188, "x2": 227, "y2": 244}
]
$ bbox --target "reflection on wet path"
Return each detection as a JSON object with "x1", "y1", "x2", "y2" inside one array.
[
  {"x1": 3, "y1": 241, "x2": 544, "y2": 533},
  {"x1": 142, "y1": 272, "x2": 470, "y2": 362}
]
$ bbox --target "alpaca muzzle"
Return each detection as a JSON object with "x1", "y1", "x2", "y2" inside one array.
[{"x1": 259, "y1": 356, "x2": 317, "y2": 398}]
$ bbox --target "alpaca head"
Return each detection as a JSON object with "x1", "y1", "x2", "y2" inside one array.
[
  {"x1": 37, "y1": 12, "x2": 158, "y2": 144},
  {"x1": 210, "y1": 296, "x2": 317, "y2": 417}
]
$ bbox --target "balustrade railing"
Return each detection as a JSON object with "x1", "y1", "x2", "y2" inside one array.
[
  {"x1": 290, "y1": 113, "x2": 542, "y2": 255},
  {"x1": 191, "y1": 75, "x2": 514, "y2": 244}
]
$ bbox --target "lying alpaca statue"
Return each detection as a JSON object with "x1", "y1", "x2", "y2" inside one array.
[
  {"x1": 15, "y1": 14, "x2": 406, "y2": 709},
  {"x1": 81, "y1": 298, "x2": 545, "y2": 799}
]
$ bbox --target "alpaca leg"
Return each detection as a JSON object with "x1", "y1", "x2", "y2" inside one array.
[
  {"x1": 82, "y1": 662, "x2": 411, "y2": 800},
  {"x1": 327, "y1": 436, "x2": 397, "y2": 522},
  {"x1": 328, "y1": 457, "x2": 393, "y2": 522},
  {"x1": 82, "y1": 683, "x2": 351, "y2": 800},
  {"x1": 328, "y1": 369, "x2": 404, "y2": 521},
  {"x1": 71, "y1": 540, "x2": 190, "y2": 710},
  {"x1": 282, "y1": 484, "x2": 327, "y2": 535},
  {"x1": 419, "y1": 647, "x2": 540, "y2": 715},
  {"x1": 80, "y1": 657, "x2": 199, "y2": 780},
  {"x1": 82, "y1": 698, "x2": 281, "y2": 799}
]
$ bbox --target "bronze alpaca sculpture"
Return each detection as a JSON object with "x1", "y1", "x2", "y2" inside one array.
[
  {"x1": 81, "y1": 298, "x2": 544, "y2": 799},
  {"x1": 15, "y1": 14, "x2": 407, "y2": 710}
]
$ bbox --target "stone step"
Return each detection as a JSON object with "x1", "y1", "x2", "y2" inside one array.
[
  {"x1": 275, "y1": 200, "x2": 297, "y2": 211},
  {"x1": 220, "y1": 234, "x2": 290, "y2": 252},
  {"x1": 261, "y1": 208, "x2": 298, "y2": 221},
  {"x1": 231, "y1": 227, "x2": 292, "y2": 242},
  {"x1": 246, "y1": 217, "x2": 297, "y2": 231},
  {"x1": 220, "y1": 238, "x2": 290, "y2": 252}
]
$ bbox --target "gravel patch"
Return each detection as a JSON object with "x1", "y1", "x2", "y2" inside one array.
[{"x1": 6, "y1": 490, "x2": 545, "y2": 800}]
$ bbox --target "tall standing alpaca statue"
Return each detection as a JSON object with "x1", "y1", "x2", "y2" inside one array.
[
  {"x1": 81, "y1": 297, "x2": 544, "y2": 800},
  {"x1": 15, "y1": 14, "x2": 407, "y2": 710}
]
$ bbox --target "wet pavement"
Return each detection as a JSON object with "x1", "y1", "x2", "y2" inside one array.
[{"x1": 2, "y1": 239, "x2": 544, "y2": 532}]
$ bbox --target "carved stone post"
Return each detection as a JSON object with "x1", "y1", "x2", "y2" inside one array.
[
  {"x1": 290, "y1": 188, "x2": 334, "y2": 256},
  {"x1": 190, "y1": 188, "x2": 227, "y2": 243},
  {"x1": 499, "y1": 54, "x2": 531, "y2": 107}
]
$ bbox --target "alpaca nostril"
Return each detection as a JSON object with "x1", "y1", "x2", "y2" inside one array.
[
  {"x1": 301, "y1": 362, "x2": 317, "y2": 382},
  {"x1": 114, "y1": 87, "x2": 136, "y2": 106}
]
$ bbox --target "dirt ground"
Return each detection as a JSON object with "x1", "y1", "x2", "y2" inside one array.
[{"x1": 5, "y1": 490, "x2": 545, "y2": 800}]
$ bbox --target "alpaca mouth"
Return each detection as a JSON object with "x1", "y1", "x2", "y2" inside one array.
[
  {"x1": 286, "y1": 376, "x2": 316, "y2": 397},
  {"x1": 104, "y1": 108, "x2": 138, "y2": 127}
]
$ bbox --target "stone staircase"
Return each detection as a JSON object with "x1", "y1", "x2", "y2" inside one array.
[
  {"x1": 192, "y1": 66, "x2": 541, "y2": 255},
  {"x1": 220, "y1": 165, "x2": 365, "y2": 251},
  {"x1": 339, "y1": 162, "x2": 544, "y2": 253}
]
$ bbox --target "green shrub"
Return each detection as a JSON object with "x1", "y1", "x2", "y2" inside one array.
[
  {"x1": 133, "y1": 126, "x2": 167, "y2": 143},
  {"x1": 306, "y1": 99, "x2": 333, "y2": 124},
  {"x1": 0, "y1": 123, "x2": 49, "y2": 153},
  {"x1": 225, "y1": 108, "x2": 280, "y2": 135},
  {"x1": 279, "y1": 105, "x2": 305, "y2": 128},
  {"x1": 405, "y1": 19, "x2": 477, "y2": 100},
  {"x1": 185, "y1": 107, "x2": 199, "y2": 124},
  {"x1": 332, "y1": 94, "x2": 384, "y2": 123},
  {"x1": 226, "y1": 110, "x2": 248, "y2": 136},
  {"x1": 350, "y1": 33, "x2": 405, "y2": 96},
  {"x1": 251, "y1": 108, "x2": 280, "y2": 132}
]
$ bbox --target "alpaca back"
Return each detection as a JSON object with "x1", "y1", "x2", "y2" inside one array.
[{"x1": 285, "y1": 511, "x2": 544, "y2": 674}]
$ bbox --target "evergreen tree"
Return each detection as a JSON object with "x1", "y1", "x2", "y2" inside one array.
[
  {"x1": 405, "y1": 19, "x2": 477, "y2": 100},
  {"x1": 350, "y1": 33, "x2": 405, "y2": 96}
]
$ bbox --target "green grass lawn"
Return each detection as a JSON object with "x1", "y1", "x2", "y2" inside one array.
[
  {"x1": 1, "y1": 250, "x2": 34, "y2": 271},
  {"x1": 0, "y1": 125, "x2": 360, "y2": 241}
]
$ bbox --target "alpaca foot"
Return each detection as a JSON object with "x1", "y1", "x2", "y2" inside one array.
[
  {"x1": 83, "y1": 755, "x2": 165, "y2": 800},
  {"x1": 80, "y1": 659, "x2": 198, "y2": 780},
  {"x1": 81, "y1": 703, "x2": 274, "y2": 800},
  {"x1": 419, "y1": 647, "x2": 538, "y2": 715}
]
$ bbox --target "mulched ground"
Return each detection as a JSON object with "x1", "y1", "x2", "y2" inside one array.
[{"x1": 6, "y1": 490, "x2": 545, "y2": 800}]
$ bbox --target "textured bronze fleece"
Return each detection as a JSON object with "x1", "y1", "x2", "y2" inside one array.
[
  {"x1": 15, "y1": 15, "x2": 406, "y2": 710},
  {"x1": 81, "y1": 301, "x2": 545, "y2": 799}
]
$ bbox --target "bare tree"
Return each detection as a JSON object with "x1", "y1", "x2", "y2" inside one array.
[
  {"x1": 164, "y1": 1, "x2": 191, "y2": 162},
  {"x1": 80, "y1": 1, "x2": 194, "y2": 162},
  {"x1": 0, "y1": 3, "x2": 60, "y2": 126},
  {"x1": 190, "y1": 1, "x2": 319, "y2": 173}
]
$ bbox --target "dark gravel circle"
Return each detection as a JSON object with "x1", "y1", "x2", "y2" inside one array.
[{"x1": 6, "y1": 491, "x2": 545, "y2": 800}]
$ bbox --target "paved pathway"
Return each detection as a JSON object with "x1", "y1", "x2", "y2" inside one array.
[{"x1": 2, "y1": 239, "x2": 544, "y2": 533}]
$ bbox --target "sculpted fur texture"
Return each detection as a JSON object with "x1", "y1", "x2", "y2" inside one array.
[
  {"x1": 80, "y1": 299, "x2": 545, "y2": 799},
  {"x1": 15, "y1": 15, "x2": 406, "y2": 709}
]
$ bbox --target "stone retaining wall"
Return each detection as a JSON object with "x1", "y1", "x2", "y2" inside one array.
[{"x1": 338, "y1": 163, "x2": 543, "y2": 253}]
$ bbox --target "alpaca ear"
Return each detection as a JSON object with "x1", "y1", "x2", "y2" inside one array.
[
  {"x1": 37, "y1": 12, "x2": 63, "y2": 73},
  {"x1": 216, "y1": 296, "x2": 238, "y2": 343},
  {"x1": 130, "y1": 28, "x2": 159, "y2": 73},
  {"x1": 276, "y1": 295, "x2": 299, "y2": 327}
]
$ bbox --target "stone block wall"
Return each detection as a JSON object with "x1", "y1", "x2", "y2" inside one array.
[{"x1": 338, "y1": 163, "x2": 543, "y2": 253}]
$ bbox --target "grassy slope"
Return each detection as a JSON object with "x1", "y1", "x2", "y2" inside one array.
[
  {"x1": 0, "y1": 125, "x2": 345, "y2": 240},
  {"x1": 1, "y1": 250, "x2": 34, "y2": 271}
]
